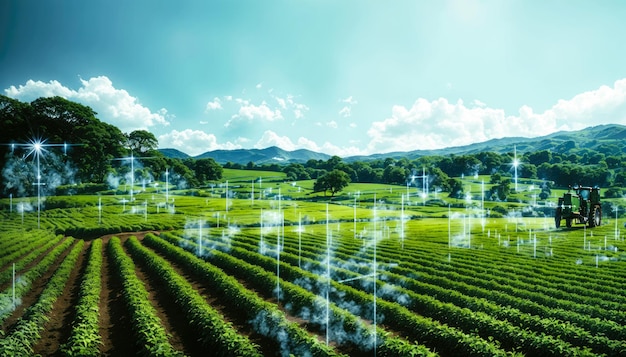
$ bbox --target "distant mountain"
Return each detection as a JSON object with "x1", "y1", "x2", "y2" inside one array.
[
  {"x1": 344, "y1": 124, "x2": 626, "y2": 162},
  {"x1": 159, "y1": 124, "x2": 626, "y2": 163},
  {"x1": 158, "y1": 148, "x2": 190, "y2": 159},
  {"x1": 188, "y1": 146, "x2": 330, "y2": 165}
]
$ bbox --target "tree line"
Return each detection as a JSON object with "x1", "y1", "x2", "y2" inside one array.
[
  {"x1": 0, "y1": 95, "x2": 222, "y2": 197},
  {"x1": 2, "y1": 95, "x2": 626, "y2": 199}
]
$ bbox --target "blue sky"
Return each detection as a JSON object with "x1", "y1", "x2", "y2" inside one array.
[{"x1": 2, "y1": 0, "x2": 626, "y2": 156}]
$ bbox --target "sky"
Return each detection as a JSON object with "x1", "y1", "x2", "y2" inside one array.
[{"x1": 2, "y1": 0, "x2": 626, "y2": 157}]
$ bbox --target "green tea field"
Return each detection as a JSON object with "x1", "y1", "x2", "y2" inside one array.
[{"x1": 0, "y1": 179, "x2": 625, "y2": 356}]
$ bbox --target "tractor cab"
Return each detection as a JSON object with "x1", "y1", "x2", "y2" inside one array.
[{"x1": 555, "y1": 186, "x2": 601, "y2": 228}]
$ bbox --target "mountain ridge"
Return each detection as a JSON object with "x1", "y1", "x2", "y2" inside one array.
[{"x1": 158, "y1": 124, "x2": 626, "y2": 164}]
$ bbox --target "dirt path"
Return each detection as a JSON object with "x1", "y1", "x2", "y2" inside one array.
[
  {"x1": 32, "y1": 240, "x2": 90, "y2": 356},
  {"x1": 99, "y1": 233, "x2": 137, "y2": 356}
]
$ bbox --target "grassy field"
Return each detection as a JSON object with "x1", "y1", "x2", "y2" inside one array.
[{"x1": 0, "y1": 172, "x2": 625, "y2": 356}]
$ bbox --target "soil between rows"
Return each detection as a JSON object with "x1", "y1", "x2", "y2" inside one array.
[{"x1": 2, "y1": 231, "x2": 351, "y2": 356}]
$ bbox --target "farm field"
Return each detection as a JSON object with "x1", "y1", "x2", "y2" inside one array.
[{"x1": 0, "y1": 179, "x2": 625, "y2": 356}]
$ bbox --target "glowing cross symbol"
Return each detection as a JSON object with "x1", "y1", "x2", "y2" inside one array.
[{"x1": 4, "y1": 137, "x2": 79, "y2": 229}]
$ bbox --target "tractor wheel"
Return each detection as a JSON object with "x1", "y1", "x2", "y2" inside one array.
[
  {"x1": 566, "y1": 218, "x2": 573, "y2": 228},
  {"x1": 555, "y1": 208, "x2": 561, "y2": 228},
  {"x1": 590, "y1": 205, "x2": 602, "y2": 227}
]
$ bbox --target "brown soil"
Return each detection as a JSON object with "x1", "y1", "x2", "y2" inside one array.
[
  {"x1": 32, "y1": 240, "x2": 90, "y2": 356},
  {"x1": 3, "y1": 231, "x2": 351, "y2": 356},
  {"x1": 1, "y1": 237, "x2": 76, "y2": 332}
]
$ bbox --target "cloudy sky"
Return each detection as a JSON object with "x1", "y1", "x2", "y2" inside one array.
[{"x1": 2, "y1": 0, "x2": 626, "y2": 157}]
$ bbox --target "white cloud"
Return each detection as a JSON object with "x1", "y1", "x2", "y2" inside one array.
[
  {"x1": 365, "y1": 78, "x2": 626, "y2": 154},
  {"x1": 338, "y1": 95, "x2": 357, "y2": 118},
  {"x1": 256, "y1": 82, "x2": 263, "y2": 89},
  {"x1": 226, "y1": 101, "x2": 283, "y2": 127},
  {"x1": 472, "y1": 99, "x2": 486, "y2": 108},
  {"x1": 273, "y1": 93, "x2": 309, "y2": 119},
  {"x1": 253, "y1": 130, "x2": 364, "y2": 157},
  {"x1": 338, "y1": 106, "x2": 352, "y2": 118},
  {"x1": 341, "y1": 96, "x2": 358, "y2": 105},
  {"x1": 326, "y1": 120, "x2": 338, "y2": 129},
  {"x1": 275, "y1": 96, "x2": 287, "y2": 109},
  {"x1": 205, "y1": 97, "x2": 222, "y2": 111},
  {"x1": 4, "y1": 76, "x2": 170, "y2": 133},
  {"x1": 158, "y1": 129, "x2": 241, "y2": 156}
]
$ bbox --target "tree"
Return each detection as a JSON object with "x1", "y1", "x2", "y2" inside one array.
[
  {"x1": 283, "y1": 163, "x2": 310, "y2": 181},
  {"x1": 447, "y1": 178, "x2": 464, "y2": 199},
  {"x1": 382, "y1": 165, "x2": 407, "y2": 185},
  {"x1": 189, "y1": 158, "x2": 223, "y2": 183},
  {"x1": 125, "y1": 130, "x2": 158, "y2": 154},
  {"x1": 314, "y1": 169, "x2": 350, "y2": 197},
  {"x1": 489, "y1": 176, "x2": 511, "y2": 201}
]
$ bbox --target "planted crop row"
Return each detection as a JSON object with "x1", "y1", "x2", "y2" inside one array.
[
  {"x1": 140, "y1": 234, "x2": 346, "y2": 357},
  {"x1": 385, "y1": 256, "x2": 626, "y2": 341},
  {"x1": 421, "y1": 249, "x2": 626, "y2": 316},
  {"x1": 0, "y1": 240, "x2": 83, "y2": 357},
  {"x1": 368, "y1": 263, "x2": 626, "y2": 356},
  {"x1": 277, "y1": 231, "x2": 626, "y2": 343},
  {"x1": 107, "y1": 237, "x2": 184, "y2": 357},
  {"x1": 0, "y1": 236, "x2": 74, "y2": 325},
  {"x1": 60, "y1": 239, "x2": 103, "y2": 357},
  {"x1": 148, "y1": 233, "x2": 437, "y2": 356},
  {"x1": 162, "y1": 232, "x2": 507, "y2": 357},
  {"x1": 0, "y1": 230, "x2": 51, "y2": 264},
  {"x1": 124, "y1": 236, "x2": 263, "y2": 357},
  {"x1": 0, "y1": 234, "x2": 63, "y2": 287},
  {"x1": 403, "y1": 239, "x2": 626, "y2": 301},
  {"x1": 297, "y1": 235, "x2": 626, "y2": 355}
]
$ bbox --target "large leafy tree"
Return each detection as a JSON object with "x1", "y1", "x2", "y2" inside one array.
[
  {"x1": 186, "y1": 158, "x2": 223, "y2": 184},
  {"x1": 314, "y1": 169, "x2": 350, "y2": 197},
  {"x1": 0, "y1": 95, "x2": 127, "y2": 184},
  {"x1": 125, "y1": 130, "x2": 158, "y2": 155}
]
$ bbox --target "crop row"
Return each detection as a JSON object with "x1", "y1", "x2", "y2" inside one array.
[
  {"x1": 423, "y1": 246, "x2": 626, "y2": 311},
  {"x1": 107, "y1": 237, "x2": 184, "y2": 357},
  {"x1": 374, "y1": 251, "x2": 626, "y2": 341},
  {"x1": 302, "y1": 235, "x2": 626, "y2": 353},
  {"x1": 271, "y1": 230, "x2": 626, "y2": 342},
  {"x1": 290, "y1": 229, "x2": 626, "y2": 313},
  {"x1": 140, "y1": 233, "x2": 346, "y2": 357},
  {"x1": 0, "y1": 234, "x2": 63, "y2": 287},
  {"x1": 402, "y1": 236, "x2": 626, "y2": 297},
  {"x1": 149, "y1": 233, "x2": 436, "y2": 356},
  {"x1": 248, "y1": 237, "x2": 588, "y2": 357},
  {"x1": 0, "y1": 236, "x2": 74, "y2": 325},
  {"x1": 124, "y1": 235, "x2": 263, "y2": 357},
  {"x1": 161, "y1": 232, "x2": 508, "y2": 357},
  {"x1": 374, "y1": 263, "x2": 626, "y2": 356},
  {"x1": 0, "y1": 240, "x2": 83, "y2": 356},
  {"x1": 0, "y1": 230, "x2": 51, "y2": 263},
  {"x1": 60, "y1": 239, "x2": 103, "y2": 356}
]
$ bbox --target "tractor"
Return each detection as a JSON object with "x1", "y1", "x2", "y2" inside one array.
[{"x1": 555, "y1": 185, "x2": 601, "y2": 228}]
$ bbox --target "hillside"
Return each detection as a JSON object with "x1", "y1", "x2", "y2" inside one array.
[
  {"x1": 160, "y1": 146, "x2": 331, "y2": 164},
  {"x1": 159, "y1": 124, "x2": 626, "y2": 164}
]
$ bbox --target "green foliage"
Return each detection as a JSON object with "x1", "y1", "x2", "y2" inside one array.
[
  {"x1": 126, "y1": 235, "x2": 263, "y2": 356},
  {"x1": 0, "y1": 240, "x2": 83, "y2": 356},
  {"x1": 61, "y1": 239, "x2": 103, "y2": 357},
  {"x1": 125, "y1": 130, "x2": 158, "y2": 154},
  {"x1": 108, "y1": 237, "x2": 184, "y2": 357},
  {"x1": 143, "y1": 233, "x2": 344, "y2": 357},
  {"x1": 313, "y1": 169, "x2": 351, "y2": 197}
]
